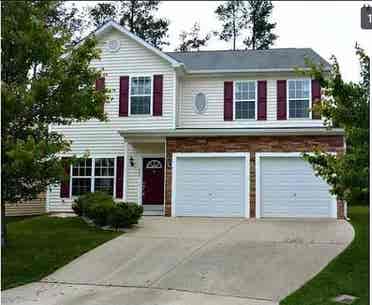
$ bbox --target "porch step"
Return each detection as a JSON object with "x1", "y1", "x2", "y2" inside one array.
[{"x1": 143, "y1": 204, "x2": 164, "y2": 216}]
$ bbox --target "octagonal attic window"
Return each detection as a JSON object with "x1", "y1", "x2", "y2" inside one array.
[
  {"x1": 107, "y1": 39, "x2": 120, "y2": 52},
  {"x1": 193, "y1": 92, "x2": 207, "y2": 114}
]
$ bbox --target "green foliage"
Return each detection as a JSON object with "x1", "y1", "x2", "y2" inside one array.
[
  {"x1": 108, "y1": 202, "x2": 144, "y2": 229},
  {"x1": 302, "y1": 45, "x2": 369, "y2": 206},
  {"x1": 176, "y1": 22, "x2": 211, "y2": 52},
  {"x1": 215, "y1": 0, "x2": 248, "y2": 50},
  {"x1": 74, "y1": 192, "x2": 143, "y2": 228},
  {"x1": 243, "y1": 1, "x2": 277, "y2": 50},
  {"x1": 88, "y1": 3, "x2": 118, "y2": 28},
  {"x1": 119, "y1": 0, "x2": 169, "y2": 49},
  {"x1": 1, "y1": 1, "x2": 108, "y2": 204}
]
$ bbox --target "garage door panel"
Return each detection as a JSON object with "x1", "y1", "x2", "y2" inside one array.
[
  {"x1": 174, "y1": 157, "x2": 246, "y2": 217},
  {"x1": 261, "y1": 157, "x2": 334, "y2": 218}
]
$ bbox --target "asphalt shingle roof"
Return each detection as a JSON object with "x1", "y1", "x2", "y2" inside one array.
[{"x1": 166, "y1": 48, "x2": 330, "y2": 72}]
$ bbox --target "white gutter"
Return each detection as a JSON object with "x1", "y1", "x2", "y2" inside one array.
[{"x1": 118, "y1": 128, "x2": 344, "y2": 138}]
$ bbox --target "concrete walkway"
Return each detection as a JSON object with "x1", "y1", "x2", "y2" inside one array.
[{"x1": 2, "y1": 217, "x2": 354, "y2": 305}]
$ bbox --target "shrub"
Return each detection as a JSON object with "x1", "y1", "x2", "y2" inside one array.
[
  {"x1": 107, "y1": 202, "x2": 143, "y2": 229},
  {"x1": 73, "y1": 192, "x2": 143, "y2": 228}
]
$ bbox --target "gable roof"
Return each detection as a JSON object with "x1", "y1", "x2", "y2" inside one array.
[
  {"x1": 166, "y1": 48, "x2": 331, "y2": 73},
  {"x1": 87, "y1": 20, "x2": 183, "y2": 68}
]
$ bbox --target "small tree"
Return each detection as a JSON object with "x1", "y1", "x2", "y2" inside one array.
[
  {"x1": 119, "y1": 0, "x2": 169, "y2": 49},
  {"x1": 303, "y1": 45, "x2": 369, "y2": 206},
  {"x1": 243, "y1": 0, "x2": 277, "y2": 50},
  {"x1": 176, "y1": 22, "x2": 210, "y2": 52},
  {"x1": 89, "y1": 2, "x2": 118, "y2": 28},
  {"x1": 2, "y1": 1, "x2": 108, "y2": 245},
  {"x1": 214, "y1": 0, "x2": 248, "y2": 50}
]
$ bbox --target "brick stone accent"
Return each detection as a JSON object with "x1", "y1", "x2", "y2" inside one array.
[
  {"x1": 165, "y1": 135, "x2": 344, "y2": 218},
  {"x1": 337, "y1": 199, "x2": 345, "y2": 219}
]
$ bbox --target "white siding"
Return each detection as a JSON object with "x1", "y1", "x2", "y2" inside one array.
[
  {"x1": 48, "y1": 28, "x2": 174, "y2": 212},
  {"x1": 177, "y1": 75, "x2": 323, "y2": 128}
]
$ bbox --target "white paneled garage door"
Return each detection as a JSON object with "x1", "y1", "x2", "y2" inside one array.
[
  {"x1": 260, "y1": 156, "x2": 336, "y2": 218},
  {"x1": 173, "y1": 155, "x2": 248, "y2": 217}
]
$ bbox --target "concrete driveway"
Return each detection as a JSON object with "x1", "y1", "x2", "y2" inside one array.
[{"x1": 2, "y1": 217, "x2": 354, "y2": 305}]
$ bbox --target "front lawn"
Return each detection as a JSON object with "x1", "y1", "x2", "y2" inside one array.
[
  {"x1": 281, "y1": 206, "x2": 369, "y2": 305},
  {"x1": 2, "y1": 215, "x2": 121, "y2": 290}
]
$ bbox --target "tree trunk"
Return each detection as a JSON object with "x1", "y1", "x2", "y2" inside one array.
[
  {"x1": 233, "y1": 1, "x2": 236, "y2": 50},
  {"x1": 1, "y1": 201, "x2": 6, "y2": 247}
]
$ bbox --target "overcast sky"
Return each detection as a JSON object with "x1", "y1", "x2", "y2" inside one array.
[{"x1": 73, "y1": 1, "x2": 372, "y2": 82}]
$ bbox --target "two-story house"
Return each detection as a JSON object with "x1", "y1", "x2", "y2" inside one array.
[{"x1": 48, "y1": 20, "x2": 345, "y2": 219}]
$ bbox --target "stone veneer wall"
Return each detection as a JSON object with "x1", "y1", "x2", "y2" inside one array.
[{"x1": 165, "y1": 135, "x2": 344, "y2": 218}]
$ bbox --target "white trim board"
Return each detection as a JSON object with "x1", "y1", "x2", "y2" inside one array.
[
  {"x1": 255, "y1": 152, "x2": 337, "y2": 219},
  {"x1": 171, "y1": 152, "x2": 250, "y2": 218}
]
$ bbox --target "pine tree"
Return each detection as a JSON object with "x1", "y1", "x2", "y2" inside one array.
[
  {"x1": 243, "y1": 1, "x2": 277, "y2": 50},
  {"x1": 119, "y1": 0, "x2": 169, "y2": 49},
  {"x1": 89, "y1": 3, "x2": 118, "y2": 28},
  {"x1": 176, "y1": 23, "x2": 210, "y2": 52},
  {"x1": 215, "y1": 1, "x2": 248, "y2": 50}
]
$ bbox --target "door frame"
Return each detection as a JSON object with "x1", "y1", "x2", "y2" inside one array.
[
  {"x1": 171, "y1": 152, "x2": 250, "y2": 218},
  {"x1": 255, "y1": 152, "x2": 337, "y2": 219},
  {"x1": 138, "y1": 154, "x2": 165, "y2": 205}
]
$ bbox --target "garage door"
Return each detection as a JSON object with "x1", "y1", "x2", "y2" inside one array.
[
  {"x1": 260, "y1": 157, "x2": 336, "y2": 218},
  {"x1": 174, "y1": 156, "x2": 247, "y2": 217}
]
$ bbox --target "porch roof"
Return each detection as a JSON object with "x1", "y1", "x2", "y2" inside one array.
[{"x1": 118, "y1": 127, "x2": 344, "y2": 138}]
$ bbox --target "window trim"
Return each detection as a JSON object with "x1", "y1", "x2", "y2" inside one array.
[
  {"x1": 69, "y1": 157, "x2": 117, "y2": 198},
  {"x1": 128, "y1": 75, "x2": 153, "y2": 116},
  {"x1": 233, "y1": 80, "x2": 258, "y2": 121},
  {"x1": 286, "y1": 78, "x2": 312, "y2": 120}
]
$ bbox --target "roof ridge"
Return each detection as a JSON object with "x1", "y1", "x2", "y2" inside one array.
[{"x1": 166, "y1": 48, "x2": 312, "y2": 54}]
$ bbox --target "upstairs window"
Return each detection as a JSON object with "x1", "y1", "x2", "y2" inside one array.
[
  {"x1": 130, "y1": 76, "x2": 151, "y2": 115},
  {"x1": 234, "y1": 81, "x2": 256, "y2": 119},
  {"x1": 288, "y1": 79, "x2": 310, "y2": 119},
  {"x1": 71, "y1": 158, "x2": 115, "y2": 196}
]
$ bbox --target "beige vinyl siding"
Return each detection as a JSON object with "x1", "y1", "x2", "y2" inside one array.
[
  {"x1": 48, "y1": 29, "x2": 174, "y2": 212},
  {"x1": 5, "y1": 193, "x2": 46, "y2": 216},
  {"x1": 177, "y1": 75, "x2": 323, "y2": 128}
]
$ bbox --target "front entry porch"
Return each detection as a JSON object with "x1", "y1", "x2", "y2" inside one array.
[{"x1": 123, "y1": 137, "x2": 166, "y2": 216}]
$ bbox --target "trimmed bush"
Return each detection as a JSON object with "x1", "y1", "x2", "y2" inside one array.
[
  {"x1": 108, "y1": 203, "x2": 143, "y2": 229},
  {"x1": 73, "y1": 192, "x2": 143, "y2": 228}
]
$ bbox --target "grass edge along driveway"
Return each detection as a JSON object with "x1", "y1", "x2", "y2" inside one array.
[
  {"x1": 281, "y1": 206, "x2": 369, "y2": 305},
  {"x1": 2, "y1": 215, "x2": 122, "y2": 290}
]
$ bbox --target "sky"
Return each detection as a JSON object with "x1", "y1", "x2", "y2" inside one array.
[{"x1": 73, "y1": 1, "x2": 372, "y2": 82}]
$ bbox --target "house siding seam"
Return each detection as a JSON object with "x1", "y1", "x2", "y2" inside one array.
[{"x1": 165, "y1": 135, "x2": 344, "y2": 218}]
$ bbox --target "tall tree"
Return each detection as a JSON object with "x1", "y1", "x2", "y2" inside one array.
[
  {"x1": 119, "y1": 0, "x2": 169, "y2": 49},
  {"x1": 243, "y1": 0, "x2": 277, "y2": 50},
  {"x1": 176, "y1": 22, "x2": 210, "y2": 52},
  {"x1": 89, "y1": 2, "x2": 118, "y2": 28},
  {"x1": 215, "y1": 0, "x2": 248, "y2": 50},
  {"x1": 303, "y1": 45, "x2": 369, "y2": 206},
  {"x1": 2, "y1": 1, "x2": 108, "y2": 245}
]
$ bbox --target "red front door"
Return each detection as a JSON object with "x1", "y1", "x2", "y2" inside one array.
[{"x1": 142, "y1": 158, "x2": 165, "y2": 205}]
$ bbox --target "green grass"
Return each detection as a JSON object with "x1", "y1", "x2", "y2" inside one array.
[
  {"x1": 2, "y1": 215, "x2": 121, "y2": 290},
  {"x1": 281, "y1": 206, "x2": 369, "y2": 305}
]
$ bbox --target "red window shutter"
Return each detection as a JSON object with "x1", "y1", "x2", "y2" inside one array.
[
  {"x1": 60, "y1": 157, "x2": 70, "y2": 198},
  {"x1": 224, "y1": 81, "x2": 233, "y2": 121},
  {"x1": 153, "y1": 74, "x2": 163, "y2": 116},
  {"x1": 115, "y1": 156, "x2": 124, "y2": 199},
  {"x1": 277, "y1": 80, "x2": 287, "y2": 120},
  {"x1": 312, "y1": 79, "x2": 321, "y2": 119},
  {"x1": 95, "y1": 77, "x2": 105, "y2": 111},
  {"x1": 257, "y1": 80, "x2": 267, "y2": 120},
  {"x1": 119, "y1": 76, "x2": 129, "y2": 117}
]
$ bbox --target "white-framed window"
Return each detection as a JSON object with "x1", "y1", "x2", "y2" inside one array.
[
  {"x1": 130, "y1": 76, "x2": 152, "y2": 115},
  {"x1": 234, "y1": 81, "x2": 257, "y2": 120},
  {"x1": 287, "y1": 79, "x2": 311, "y2": 119},
  {"x1": 71, "y1": 158, "x2": 115, "y2": 197}
]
